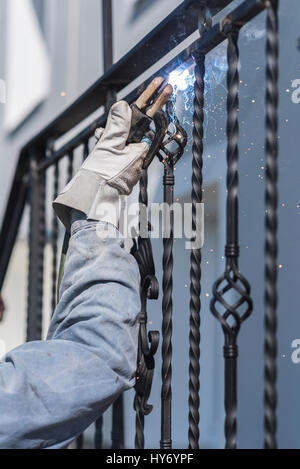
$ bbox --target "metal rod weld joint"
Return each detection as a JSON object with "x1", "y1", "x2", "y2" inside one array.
[
  {"x1": 224, "y1": 345, "x2": 239, "y2": 359},
  {"x1": 225, "y1": 245, "x2": 240, "y2": 258},
  {"x1": 163, "y1": 175, "x2": 175, "y2": 186}
]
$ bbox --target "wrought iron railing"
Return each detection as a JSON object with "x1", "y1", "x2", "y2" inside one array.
[{"x1": 0, "y1": 0, "x2": 281, "y2": 449}]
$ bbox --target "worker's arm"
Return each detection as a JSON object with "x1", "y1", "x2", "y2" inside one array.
[
  {"x1": 0, "y1": 220, "x2": 140, "y2": 449},
  {"x1": 0, "y1": 93, "x2": 173, "y2": 449},
  {"x1": 0, "y1": 100, "x2": 148, "y2": 449}
]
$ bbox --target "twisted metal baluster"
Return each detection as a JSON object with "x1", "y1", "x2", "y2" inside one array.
[
  {"x1": 210, "y1": 26, "x2": 253, "y2": 450},
  {"x1": 76, "y1": 434, "x2": 84, "y2": 450},
  {"x1": 264, "y1": 0, "x2": 279, "y2": 450},
  {"x1": 188, "y1": 52, "x2": 205, "y2": 450},
  {"x1": 51, "y1": 161, "x2": 59, "y2": 315},
  {"x1": 134, "y1": 394, "x2": 144, "y2": 449},
  {"x1": 156, "y1": 101, "x2": 187, "y2": 450},
  {"x1": 224, "y1": 26, "x2": 241, "y2": 451},
  {"x1": 160, "y1": 161, "x2": 174, "y2": 450}
]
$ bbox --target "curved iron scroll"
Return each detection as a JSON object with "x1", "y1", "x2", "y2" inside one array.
[
  {"x1": 210, "y1": 26, "x2": 253, "y2": 449},
  {"x1": 132, "y1": 104, "x2": 187, "y2": 449},
  {"x1": 132, "y1": 167, "x2": 160, "y2": 450},
  {"x1": 133, "y1": 236, "x2": 159, "y2": 423}
]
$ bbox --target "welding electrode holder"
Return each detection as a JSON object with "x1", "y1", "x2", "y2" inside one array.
[{"x1": 127, "y1": 104, "x2": 169, "y2": 170}]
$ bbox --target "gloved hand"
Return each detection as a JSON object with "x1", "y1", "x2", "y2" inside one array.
[{"x1": 53, "y1": 101, "x2": 149, "y2": 231}]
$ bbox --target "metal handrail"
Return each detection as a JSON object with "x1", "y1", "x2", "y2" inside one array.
[{"x1": 0, "y1": 0, "x2": 263, "y2": 290}]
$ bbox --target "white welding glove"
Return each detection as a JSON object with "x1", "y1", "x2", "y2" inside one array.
[{"x1": 53, "y1": 101, "x2": 149, "y2": 231}]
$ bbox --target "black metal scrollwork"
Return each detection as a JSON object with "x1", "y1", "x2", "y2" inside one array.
[
  {"x1": 133, "y1": 235, "x2": 160, "y2": 449},
  {"x1": 132, "y1": 103, "x2": 187, "y2": 449},
  {"x1": 132, "y1": 168, "x2": 160, "y2": 450}
]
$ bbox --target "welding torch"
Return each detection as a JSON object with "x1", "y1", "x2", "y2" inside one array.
[
  {"x1": 56, "y1": 78, "x2": 173, "y2": 302},
  {"x1": 128, "y1": 77, "x2": 173, "y2": 168}
]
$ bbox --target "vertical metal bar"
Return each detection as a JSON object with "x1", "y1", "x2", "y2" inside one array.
[
  {"x1": 94, "y1": 415, "x2": 103, "y2": 449},
  {"x1": 76, "y1": 434, "x2": 84, "y2": 449},
  {"x1": 51, "y1": 161, "x2": 59, "y2": 315},
  {"x1": 83, "y1": 140, "x2": 90, "y2": 162},
  {"x1": 102, "y1": 0, "x2": 116, "y2": 114},
  {"x1": 188, "y1": 52, "x2": 205, "y2": 450},
  {"x1": 264, "y1": 0, "x2": 279, "y2": 450},
  {"x1": 61, "y1": 150, "x2": 74, "y2": 272},
  {"x1": 27, "y1": 149, "x2": 46, "y2": 342},
  {"x1": 160, "y1": 163, "x2": 174, "y2": 450},
  {"x1": 210, "y1": 25, "x2": 253, "y2": 450},
  {"x1": 111, "y1": 395, "x2": 124, "y2": 449},
  {"x1": 105, "y1": 89, "x2": 117, "y2": 115},
  {"x1": 102, "y1": 0, "x2": 113, "y2": 71},
  {"x1": 135, "y1": 393, "x2": 145, "y2": 449},
  {"x1": 67, "y1": 150, "x2": 74, "y2": 182},
  {"x1": 223, "y1": 27, "x2": 240, "y2": 450},
  {"x1": 60, "y1": 149, "x2": 73, "y2": 266}
]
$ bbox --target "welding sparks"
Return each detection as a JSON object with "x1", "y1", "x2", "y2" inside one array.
[
  {"x1": 168, "y1": 68, "x2": 193, "y2": 91},
  {"x1": 166, "y1": 42, "x2": 228, "y2": 137}
]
